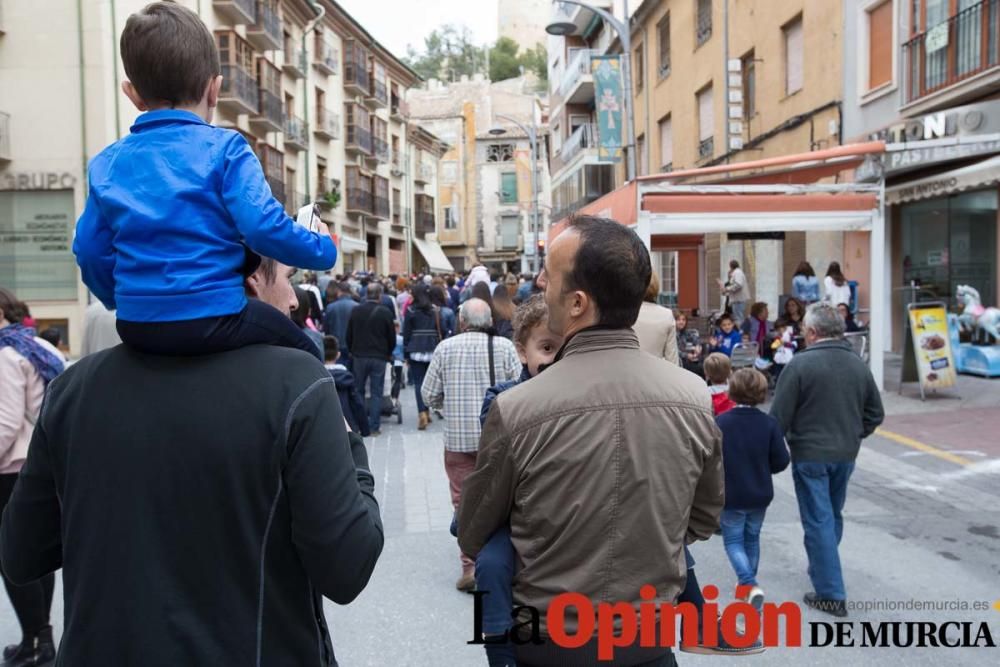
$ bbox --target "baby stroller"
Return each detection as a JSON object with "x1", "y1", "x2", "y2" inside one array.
[{"x1": 381, "y1": 361, "x2": 403, "y2": 424}]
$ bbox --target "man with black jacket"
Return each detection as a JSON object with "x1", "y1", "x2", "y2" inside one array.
[
  {"x1": 346, "y1": 282, "x2": 396, "y2": 436},
  {"x1": 0, "y1": 254, "x2": 383, "y2": 666}
]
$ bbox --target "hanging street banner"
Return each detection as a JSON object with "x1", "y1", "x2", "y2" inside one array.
[{"x1": 591, "y1": 56, "x2": 623, "y2": 163}]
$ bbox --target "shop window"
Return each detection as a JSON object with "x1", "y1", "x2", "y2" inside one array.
[{"x1": 0, "y1": 191, "x2": 77, "y2": 300}]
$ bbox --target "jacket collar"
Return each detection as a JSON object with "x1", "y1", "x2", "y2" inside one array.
[
  {"x1": 131, "y1": 109, "x2": 207, "y2": 133},
  {"x1": 555, "y1": 325, "x2": 639, "y2": 362},
  {"x1": 801, "y1": 338, "x2": 852, "y2": 353}
]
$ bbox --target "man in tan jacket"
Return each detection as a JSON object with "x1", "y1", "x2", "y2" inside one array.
[{"x1": 458, "y1": 216, "x2": 724, "y2": 666}]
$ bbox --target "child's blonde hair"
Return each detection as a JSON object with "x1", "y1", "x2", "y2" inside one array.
[
  {"x1": 704, "y1": 353, "x2": 732, "y2": 385},
  {"x1": 512, "y1": 294, "x2": 548, "y2": 347}
]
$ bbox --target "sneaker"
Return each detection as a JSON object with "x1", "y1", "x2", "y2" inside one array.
[
  {"x1": 456, "y1": 572, "x2": 476, "y2": 593},
  {"x1": 803, "y1": 592, "x2": 847, "y2": 618},
  {"x1": 370, "y1": 429, "x2": 382, "y2": 437},
  {"x1": 748, "y1": 585, "x2": 765, "y2": 611},
  {"x1": 679, "y1": 617, "x2": 766, "y2": 655}
]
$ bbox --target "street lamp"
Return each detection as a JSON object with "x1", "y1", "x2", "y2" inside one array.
[
  {"x1": 489, "y1": 112, "x2": 541, "y2": 273},
  {"x1": 545, "y1": 0, "x2": 637, "y2": 182}
]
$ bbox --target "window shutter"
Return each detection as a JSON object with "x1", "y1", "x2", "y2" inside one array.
[
  {"x1": 698, "y1": 86, "x2": 713, "y2": 141},
  {"x1": 784, "y1": 18, "x2": 804, "y2": 94},
  {"x1": 868, "y1": 2, "x2": 893, "y2": 89},
  {"x1": 659, "y1": 117, "x2": 673, "y2": 167}
]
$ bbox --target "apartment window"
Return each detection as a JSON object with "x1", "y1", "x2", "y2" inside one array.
[
  {"x1": 487, "y1": 143, "x2": 515, "y2": 162},
  {"x1": 783, "y1": 16, "x2": 804, "y2": 95},
  {"x1": 742, "y1": 50, "x2": 756, "y2": 119},
  {"x1": 697, "y1": 84, "x2": 714, "y2": 159},
  {"x1": 696, "y1": 0, "x2": 712, "y2": 46},
  {"x1": 392, "y1": 187, "x2": 401, "y2": 224},
  {"x1": 654, "y1": 251, "x2": 679, "y2": 305},
  {"x1": 634, "y1": 42, "x2": 644, "y2": 91},
  {"x1": 444, "y1": 204, "x2": 458, "y2": 230},
  {"x1": 500, "y1": 172, "x2": 518, "y2": 204},
  {"x1": 637, "y1": 134, "x2": 647, "y2": 176},
  {"x1": 657, "y1": 13, "x2": 671, "y2": 78},
  {"x1": 867, "y1": 1, "x2": 893, "y2": 90},
  {"x1": 658, "y1": 115, "x2": 673, "y2": 171},
  {"x1": 499, "y1": 214, "x2": 520, "y2": 249}
]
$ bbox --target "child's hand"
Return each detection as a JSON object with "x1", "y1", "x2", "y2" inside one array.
[{"x1": 317, "y1": 218, "x2": 332, "y2": 239}]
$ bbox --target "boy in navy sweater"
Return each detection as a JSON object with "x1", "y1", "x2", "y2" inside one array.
[
  {"x1": 73, "y1": 3, "x2": 335, "y2": 359},
  {"x1": 324, "y1": 336, "x2": 370, "y2": 437},
  {"x1": 715, "y1": 368, "x2": 790, "y2": 610}
]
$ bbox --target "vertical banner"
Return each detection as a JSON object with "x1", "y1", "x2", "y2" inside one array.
[
  {"x1": 591, "y1": 56, "x2": 623, "y2": 163},
  {"x1": 514, "y1": 148, "x2": 532, "y2": 209},
  {"x1": 906, "y1": 302, "x2": 957, "y2": 395}
]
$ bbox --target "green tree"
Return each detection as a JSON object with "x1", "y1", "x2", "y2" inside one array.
[
  {"x1": 487, "y1": 38, "x2": 548, "y2": 83},
  {"x1": 519, "y1": 43, "x2": 548, "y2": 83},
  {"x1": 405, "y1": 25, "x2": 486, "y2": 81}
]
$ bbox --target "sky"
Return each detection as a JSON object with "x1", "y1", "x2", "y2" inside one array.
[{"x1": 336, "y1": 0, "x2": 499, "y2": 58}]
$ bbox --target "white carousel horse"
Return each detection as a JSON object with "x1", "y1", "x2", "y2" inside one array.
[{"x1": 956, "y1": 285, "x2": 1000, "y2": 342}]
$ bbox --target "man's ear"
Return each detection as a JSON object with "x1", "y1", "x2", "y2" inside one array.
[
  {"x1": 245, "y1": 273, "x2": 261, "y2": 299},
  {"x1": 206, "y1": 75, "x2": 223, "y2": 109},
  {"x1": 570, "y1": 290, "x2": 590, "y2": 320},
  {"x1": 122, "y1": 81, "x2": 148, "y2": 111}
]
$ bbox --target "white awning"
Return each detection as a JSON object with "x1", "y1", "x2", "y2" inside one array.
[
  {"x1": 887, "y1": 155, "x2": 1000, "y2": 205},
  {"x1": 340, "y1": 235, "x2": 367, "y2": 253},
  {"x1": 412, "y1": 238, "x2": 456, "y2": 273},
  {"x1": 642, "y1": 210, "x2": 876, "y2": 235}
]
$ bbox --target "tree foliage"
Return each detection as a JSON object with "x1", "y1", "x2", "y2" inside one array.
[
  {"x1": 405, "y1": 25, "x2": 486, "y2": 81},
  {"x1": 406, "y1": 26, "x2": 549, "y2": 84}
]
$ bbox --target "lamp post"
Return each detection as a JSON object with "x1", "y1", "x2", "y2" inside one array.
[
  {"x1": 489, "y1": 112, "x2": 541, "y2": 274},
  {"x1": 546, "y1": 0, "x2": 636, "y2": 182}
]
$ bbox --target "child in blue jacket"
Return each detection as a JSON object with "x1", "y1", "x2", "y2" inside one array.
[{"x1": 73, "y1": 3, "x2": 335, "y2": 358}]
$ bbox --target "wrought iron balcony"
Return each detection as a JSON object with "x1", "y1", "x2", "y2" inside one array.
[
  {"x1": 902, "y1": 0, "x2": 999, "y2": 105},
  {"x1": 313, "y1": 37, "x2": 338, "y2": 75},
  {"x1": 266, "y1": 175, "x2": 286, "y2": 204},
  {"x1": 283, "y1": 43, "x2": 305, "y2": 79},
  {"x1": 246, "y1": 1, "x2": 281, "y2": 52},
  {"x1": 374, "y1": 137, "x2": 390, "y2": 164},
  {"x1": 346, "y1": 187, "x2": 373, "y2": 215},
  {"x1": 313, "y1": 107, "x2": 339, "y2": 141},
  {"x1": 284, "y1": 115, "x2": 309, "y2": 151},
  {"x1": 345, "y1": 121, "x2": 373, "y2": 155},
  {"x1": 250, "y1": 89, "x2": 283, "y2": 132},
  {"x1": 559, "y1": 49, "x2": 597, "y2": 102},
  {"x1": 698, "y1": 136, "x2": 714, "y2": 160},
  {"x1": 213, "y1": 0, "x2": 255, "y2": 25},
  {"x1": 219, "y1": 64, "x2": 258, "y2": 115}
]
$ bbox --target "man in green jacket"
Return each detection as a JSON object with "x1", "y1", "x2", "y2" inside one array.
[{"x1": 770, "y1": 302, "x2": 884, "y2": 618}]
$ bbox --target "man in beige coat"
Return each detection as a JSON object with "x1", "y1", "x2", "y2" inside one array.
[{"x1": 458, "y1": 216, "x2": 724, "y2": 666}]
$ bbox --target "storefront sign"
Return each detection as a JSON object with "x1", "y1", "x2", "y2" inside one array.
[
  {"x1": 884, "y1": 138, "x2": 1000, "y2": 174},
  {"x1": 906, "y1": 303, "x2": 957, "y2": 394},
  {"x1": 872, "y1": 100, "x2": 1000, "y2": 145},
  {"x1": 591, "y1": 56, "x2": 623, "y2": 164},
  {"x1": 0, "y1": 172, "x2": 77, "y2": 191}
]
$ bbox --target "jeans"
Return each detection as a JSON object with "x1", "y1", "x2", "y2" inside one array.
[
  {"x1": 720, "y1": 507, "x2": 767, "y2": 587},
  {"x1": 475, "y1": 526, "x2": 516, "y2": 635},
  {"x1": 0, "y1": 474, "x2": 55, "y2": 639},
  {"x1": 117, "y1": 300, "x2": 322, "y2": 361},
  {"x1": 352, "y1": 356, "x2": 387, "y2": 432},
  {"x1": 408, "y1": 360, "x2": 430, "y2": 413},
  {"x1": 792, "y1": 461, "x2": 855, "y2": 600}
]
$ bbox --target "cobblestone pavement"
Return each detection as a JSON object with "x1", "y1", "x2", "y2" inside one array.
[{"x1": 2, "y1": 376, "x2": 998, "y2": 666}]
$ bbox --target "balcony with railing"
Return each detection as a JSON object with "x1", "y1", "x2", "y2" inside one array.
[
  {"x1": 552, "y1": 122, "x2": 597, "y2": 173},
  {"x1": 266, "y1": 175, "x2": 286, "y2": 204},
  {"x1": 902, "y1": 0, "x2": 999, "y2": 106},
  {"x1": 343, "y1": 40, "x2": 370, "y2": 95},
  {"x1": 283, "y1": 42, "x2": 304, "y2": 79},
  {"x1": 251, "y1": 89, "x2": 283, "y2": 132},
  {"x1": 346, "y1": 187, "x2": 373, "y2": 216},
  {"x1": 284, "y1": 115, "x2": 308, "y2": 151},
  {"x1": 391, "y1": 97, "x2": 409, "y2": 121},
  {"x1": 495, "y1": 233, "x2": 524, "y2": 252},
  {"x1": 413, "y1": 156, "x2": 434, "y2": 184},
  {"x1": 367, "y1": 62, "x2": 389, "y2": 108},
  {"x1": 313, "y1": 107, "x2": 339, "y2": 141},
  {"x1": 374, "y1": 137, "x2": 390, "y2": 164},
  {"x1": 219, "y1": 63, "x2": 258, "y2": 115},
  {"x1": 313, "y1": 36, "x2": 339, "y2": 75},
  {"x1": 213, "y1": 0, "x2": 255, "y2": 25},
  {"x1": 698, "y1": 136, "x2": 714, "y2": 161},
  {"x1": 246, "y1": 0, "x2": 281, "y2": 52},
  {"x1": 345, "y1": 105, "x2": 373, "y2": 155},
  {"x1": 0, "y1": 112, "x2": 9, "y2": 162},
  {"x1": 559, "y1": 48, "x2": 597, "y2": 103}
]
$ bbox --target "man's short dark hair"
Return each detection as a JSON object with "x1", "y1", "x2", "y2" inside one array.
[
  {"x1": 564, "y1": 216, "x2": 651, "y2": 328},
  {"x1": 257, "y1": 257, "x2": 277, "y2": 286},
  {"x1": 120, "y1": 2, "x2": 220, "y2": 107},
  {"x1": 323, "y1": 335, "x2": 340, "y2": 362}
]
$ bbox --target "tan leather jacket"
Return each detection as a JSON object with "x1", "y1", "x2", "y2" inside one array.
[{"x1": 458, "y1": 327, "x2": 723, "y2": 635}]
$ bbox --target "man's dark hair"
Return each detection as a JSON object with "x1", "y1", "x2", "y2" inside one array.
[
  {"x1": 323, "y1": 335, "x2": 340, "y2": 363},
  {"x1": 257, "y1": 257, "x2": 277, "y2": 286},
  {"x1": 367, "y1": 283, "x2": 383, "y2": 302},
  {"x1": 290, "y1": 286, "x2": 309, "y2": 328},
  {"x1": 565, "y1": 216, "x2": 651, "y2": 328},
  {"x1": 39, "y1": 328, "x2": 62, "y2": 348},
  {"x1": 120, "y1": 2, "x2": 220, "y2": 108},
  {"x1": 446, "y1": 276, "x2": 455, "y2": 287}
]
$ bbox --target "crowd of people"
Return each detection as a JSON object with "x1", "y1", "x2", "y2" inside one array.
[{"x1": 0, "y1": 4, "x2": 888, "y2": 666}]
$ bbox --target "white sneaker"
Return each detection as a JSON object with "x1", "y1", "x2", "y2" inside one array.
[{"x1": 748, "y1": 585, "x2": 765, "y2": 611}]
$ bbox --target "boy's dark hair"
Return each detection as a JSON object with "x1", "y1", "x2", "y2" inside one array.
[
  {"x1": 718, "y1": 314, "x2": 734, "y2": 325},
  {"x1": 323, "y1": 335, "x2": 340, "y2": 362},
  {"x1": 728, "y1": 368, "x2": 768, "y2": 405},
  {"x1": 39, "y1": 328, "x2": 62, "y2": 348},
  {"x1": 512, "y1": 294, "x2": 548, "y2": 347},
  {"x1": 565, "y1": 216, "x2": 651, "y2": 329},
  {"x1": 120, "y1": 2, "x2": 221, "y2": 107}
]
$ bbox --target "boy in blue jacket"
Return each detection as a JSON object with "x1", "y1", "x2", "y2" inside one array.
[
  {"x1": 715, "y1": 368, "x2": 790, "y2": 610},
  {"x1": 73, "y1": 2, "x2": 335, "y2": 359},
  {"x1": 708, "y1": 314, "x2": 744, "y2": 357}
]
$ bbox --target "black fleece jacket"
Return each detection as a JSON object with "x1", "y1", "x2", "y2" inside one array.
[{"x1": 0, "y1": 344, "x2": 382, "y2": 666}]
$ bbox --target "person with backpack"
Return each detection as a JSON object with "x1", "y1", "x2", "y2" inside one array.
[{"x1": 403, "y1": 283, "x2": 444, "y2": 430}]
